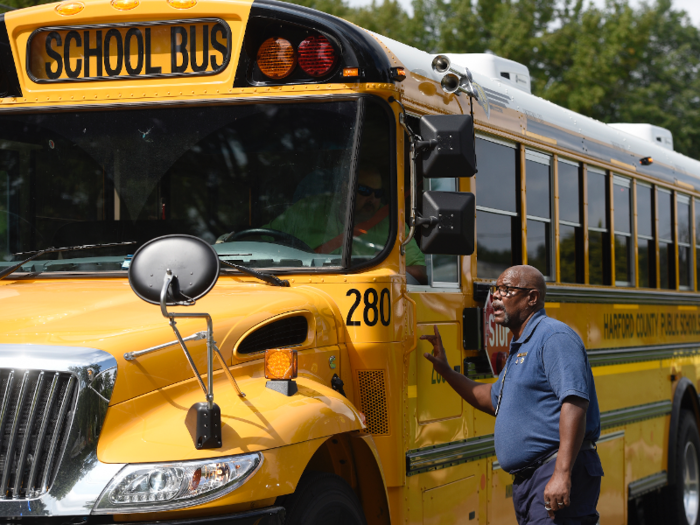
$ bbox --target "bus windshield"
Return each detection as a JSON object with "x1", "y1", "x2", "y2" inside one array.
[{"x1": 0, "y1": 98, "x2": 394, "y2": 274}]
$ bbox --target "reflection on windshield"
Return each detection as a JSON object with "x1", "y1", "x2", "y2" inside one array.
[{"x1": 0, "y1": 99, "x2": 398, "y2": 273}]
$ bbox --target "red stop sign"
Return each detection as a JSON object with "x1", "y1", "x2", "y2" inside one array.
[{"x1": 483, "y1": 291, "x2": 512, "y2": 375}]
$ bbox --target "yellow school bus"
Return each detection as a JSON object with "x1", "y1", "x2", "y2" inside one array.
[{"x1": 0, "y1": 0, "x2": 699, "y2": 524}]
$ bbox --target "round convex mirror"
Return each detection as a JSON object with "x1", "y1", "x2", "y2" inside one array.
[{"x1": 128, "y1": 235, "x2": 220, "y2": 305}]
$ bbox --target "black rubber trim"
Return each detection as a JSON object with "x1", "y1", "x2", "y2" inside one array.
[
  {"x1": 117, "y1": 506, "x2": 285, "y2": 524},
  {"x1": 234, "y1": 0, "x2": 392, "y2": 87},
  {"x1": 587, "y1": 343, "x2": 700, "y2": 367},
  {"x1": 0, "y1": 14, "x2": 23, "y2": 97},
  {"x1": 474, "y1": 281, "x2": 700, "y2": 306}
]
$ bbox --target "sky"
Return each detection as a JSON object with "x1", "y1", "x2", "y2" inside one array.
[{"x1": 345, "y1": 0, "x2": 700, "y2": 27}]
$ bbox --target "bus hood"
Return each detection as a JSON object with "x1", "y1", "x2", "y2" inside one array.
[{"x1": 0, "y1": 277, "x2": 343, "y2": 405}]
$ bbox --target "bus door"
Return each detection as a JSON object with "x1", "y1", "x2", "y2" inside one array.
[{"x1": 407, "y1": 177, "x2": 480, "y2": 523}]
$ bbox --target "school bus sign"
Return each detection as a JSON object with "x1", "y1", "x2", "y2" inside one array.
[{"x1": 27, "y1": 19, "x2": 231, "y2": 82}]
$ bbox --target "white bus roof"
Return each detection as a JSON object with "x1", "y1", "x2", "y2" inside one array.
[{"x1": 371, "y1": 32, "x2": 700, "y2": 193}]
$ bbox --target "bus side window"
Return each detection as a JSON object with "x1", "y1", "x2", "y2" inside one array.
[
  {"x1": 613, "y1": 175, "x2": 633, "y2": 287},
  {"x1": 587, "y1": 167, "x2": 610, "y2": 285},
  {"x1": 558, "y1": 158, "x2": 583, "y2": 283},
  {"x1": 475, "y1": 136, "x2": 520, "y2": 279},
  {"x1": 657, "y1": 188, "x2": 675, "y2": 289},
  {"x1": 678, "y1": 193, "x2": 692, "y2": 290},
  {"x1": 525, "y1": 150, "x2": 552, "y2": 279},
  {"x1": 427, "y1": 178, "x2": 459, "y2": 287},
  {"x1": 637, "y1": 183, "x2": 656, "y2": 288}
]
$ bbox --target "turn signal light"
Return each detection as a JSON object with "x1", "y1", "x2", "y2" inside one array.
[
  {"x1": 55, "y1": 1, "x2": 84, "y2": 15},
  {"x1": 111, "y1": 0, "x2": 139, "y2": 10},
  {"x1": 264, "y1": 348, "x2": 298, "y2": 380},
  {"x1": 167, "y1": 0, "x2": 197, "y2": 9},
  {"x1": 257, "y1": 38, "x2": 296, "y2": 79},
  {"x1": 298, "y1": 35, "x2": 337, "y2": 77}
]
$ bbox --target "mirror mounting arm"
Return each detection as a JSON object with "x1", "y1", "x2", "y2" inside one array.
[{"x1": 159, "y1": 270, "x2": 246, "y2": 405}]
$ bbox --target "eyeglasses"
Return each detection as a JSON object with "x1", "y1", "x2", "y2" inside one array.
[
  {"x1": 357, "y1": 184, "x2": 384, "y2": 199},
  {"x1": 489, "y1": 285, "x2": 535, "y2": 298}
]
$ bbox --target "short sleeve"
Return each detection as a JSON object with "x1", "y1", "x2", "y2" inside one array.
[
  {"x1": 542, "y1": 332, "x2": 590, "y2": 403},
  {"x1": 405, "y1": 238, "x2": 426, "y2": 267}
]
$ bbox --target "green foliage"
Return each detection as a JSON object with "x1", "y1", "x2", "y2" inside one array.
[{"x1": 4, "y1": 0, "x2": 700, "y2": 160}]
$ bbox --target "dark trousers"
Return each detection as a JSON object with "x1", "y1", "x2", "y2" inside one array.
[{"x1": 512, "y1": 449, "x2": 603, "y2": 525}]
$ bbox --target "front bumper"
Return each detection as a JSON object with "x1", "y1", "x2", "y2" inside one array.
[
  {"x1": 121, "y1": 507, "x2": 286, "y2": 524},
  {"x1": 0, "y1": 506, "x2": 286, "y2": 525}
]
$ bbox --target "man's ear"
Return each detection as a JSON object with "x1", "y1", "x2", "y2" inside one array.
[{"x1": 528, "y1": 290, "x2": 540, "y2": 306}]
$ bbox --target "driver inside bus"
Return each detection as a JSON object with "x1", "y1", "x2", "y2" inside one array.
[{"x1": 266, "y1": 168, "x2": 428, "y2": 284}]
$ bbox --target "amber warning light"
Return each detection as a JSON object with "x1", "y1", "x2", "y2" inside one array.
[
  {"x1": 256, "y1": 35, "x2": 337, "y2": 80},
  {"x1": 265, "y1": 349, "x2": 298, "y2": 396}
]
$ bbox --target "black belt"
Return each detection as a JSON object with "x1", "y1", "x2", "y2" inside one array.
[{"x1": 512, "y1": 440, "x2": 597, "y2": 481}]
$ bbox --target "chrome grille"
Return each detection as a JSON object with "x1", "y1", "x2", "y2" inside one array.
[{"x1": 0, "y1": 369, "x2": 77, "y2": 500}]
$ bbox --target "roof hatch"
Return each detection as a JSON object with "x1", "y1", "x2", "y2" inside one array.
[
  {"x1": 443, "y1": 53, "x2": 531, "y2": 94},
  {"x1": 608, "y1": 123, "x2": 674, "y2": 151}
]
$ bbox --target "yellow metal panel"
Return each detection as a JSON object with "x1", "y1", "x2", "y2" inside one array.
[
  {"x1": 598, "y1": 434, "x2": 625, "y2": 525},
  {"x1": 423, "y1": 476, "x2": 478, "y2": 525},
  {"x1": 97, "y1": 374, "x2": 363, "y2": 463},
  {"x1": 489, "y1": 465, "x2": 516, "y2": 525},
  {"x1": 416, "y1": 323, "x2": 462, "y2": 423},
  {"x1": 624, "y1": 417, "x2": 668, "y2": 484}
]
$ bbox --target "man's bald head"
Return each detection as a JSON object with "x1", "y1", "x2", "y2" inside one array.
[{"x1": 502, "y1": 265, "x2": 546, "y2": 307}]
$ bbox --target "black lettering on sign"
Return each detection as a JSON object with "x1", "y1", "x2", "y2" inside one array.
[
  {"x1": 84, "y1": 30, "x2": 103, "y2": 77},
  {"x1": 125, "y1": 28, "x2": 144, "y2": 76},
  {"x1": 45, "y1": 31, "x2": 63, "y2": 80},
  {"x1": 346, "y1": 288, "x2": 391, "y2": 327},
  {"x1": 380, "y1": 288, "x2": 391, "y2": 326},
  {"x1": 145, "y1": 28, "x2": 161, "y2": 75},
  {"x1": 346, "y1": 289, "x2": 361, "y2": 326},
  {"x1": 210, "y1": 23, "x2": 227, "y2": 69},
  {"x1": 64, "y1": 31, "x2": 82, "y2": 79},
  {"x1": 171, "y1": 26, "x2": 188, "y2": 73},
  {"x1": 364, "y1": 288, "x2": 378, "y2": 326},
  {"x1": 104, "y1": 29, "x2": 123, "y2": 76},
  {"x1": 190, "y1": 24, "x2": 209, "y2": 72}
]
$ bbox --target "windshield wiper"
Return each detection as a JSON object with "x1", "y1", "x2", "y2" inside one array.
[
  {"x1": 0, "y1": 241, "x2": 137, "y2": 281},
  {"x1": 219, "y1": 259, "x2": 289, "y2": 287}
]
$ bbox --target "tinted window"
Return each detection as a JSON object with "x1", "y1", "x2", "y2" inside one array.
[
  {"x1": 558, "y1": 162, "x2": 580, "y2": 224},
  {"x1": 658, "y1": 190, "x2": 673, "y2": 241},
  {"x1": 587, "y1": 171, "x2": 607, "y2": 230},
  {"x1": 559, "y1": 224, "x2": 582, "y2": 283},
  {"x1": 637, "y1": 185, "x2": 654, "y2": 237},
  {"x1": 678, "y1": 198, "x2": 691, "y2": 245},
  {"x1": 476, "y1": 138, "x2": 517, "y2": 213},
  {"x1": 477, "y1": 211, "x2": 515, "y2": 278},
  {"x1": 614, "y1": 183, "x2": 631, "y2": 234},
  {"x1": 526, "y1": 159, "x2": 550, "y2": 219},
  {"x1": 527, "y1": 220, "x2": 549, "y2": 275}
]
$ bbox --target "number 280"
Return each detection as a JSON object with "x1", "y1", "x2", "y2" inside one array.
[{"x1": 346, "y1": 288, "x2": 391, "y2": 327}]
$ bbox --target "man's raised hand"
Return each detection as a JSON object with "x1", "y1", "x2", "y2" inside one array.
[{"x1": 420, "y1": 325, "x2": 451, "y2": 378}]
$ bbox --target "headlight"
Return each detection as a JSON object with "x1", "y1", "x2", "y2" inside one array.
[{"x1": 92, "y1": 453, "x2": 262, "y2": 514}]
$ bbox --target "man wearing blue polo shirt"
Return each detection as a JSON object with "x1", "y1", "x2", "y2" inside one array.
[{"x1": 421, "y1": 265, "x2": 602, "y2": 524}]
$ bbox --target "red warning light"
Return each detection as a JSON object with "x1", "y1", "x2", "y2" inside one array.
[{"x1": 298, "y1": 35, "x2": 337, "y2": 78}]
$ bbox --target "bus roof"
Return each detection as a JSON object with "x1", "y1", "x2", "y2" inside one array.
[{"x1": 372, "y1": 31, "x2": 700, "y2": 192}]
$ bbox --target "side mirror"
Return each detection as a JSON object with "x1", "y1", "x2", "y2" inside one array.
[
  {"x1": 418, "y1": 114, "x2": 477, "y2": 178},
  {"x1": 127, "y1": 235, "x2": 244, "y2": 450},
  {"x1": 418, "y1": 191, "x2": 475, "y2": 255}
]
